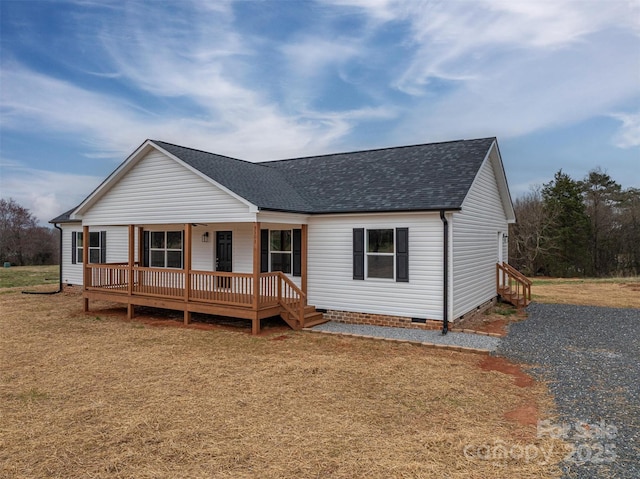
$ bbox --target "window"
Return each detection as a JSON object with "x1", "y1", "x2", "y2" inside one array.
[
  {"x1": 353, "y1": 228, "x2": 408, "y2": 282},
  {"x1": 148, "y1": 231, "x2": 183, "y2": 268},
  {"x1": 72, "y1": 231, "x2": 105, "y2": 264},
  {"x1": 260, "y1": 228, "x2": 302, "y2": 276},
  {"x1": 366, "y1": 229, "x2": 394, "y2": 279},
  {"x1": 270, "y1": 230, "x2": 292, "y2": 274}
]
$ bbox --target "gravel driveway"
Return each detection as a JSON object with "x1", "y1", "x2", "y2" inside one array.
[{"x1": 496, "y1": 303, "x2": 640, "y2": 479}]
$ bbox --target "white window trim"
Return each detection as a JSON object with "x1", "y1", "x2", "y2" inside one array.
[
  {"x1": 76, "y1": 231, "x2": 102, "y2": 264},
  {"x1": 269, "y1": 229, "x2": 293, "y2": 274},
  {"x1": 365, "y1": 228, "x2": 395, "y2": 281}
]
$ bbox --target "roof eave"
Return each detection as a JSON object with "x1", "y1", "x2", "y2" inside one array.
[{"x1": 258, "y1": 206, "x2": 462, "y2": 215}]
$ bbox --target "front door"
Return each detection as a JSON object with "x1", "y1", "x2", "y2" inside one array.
[{"x1": 216, "y1": 231, "x2": 232, "y2": 287}]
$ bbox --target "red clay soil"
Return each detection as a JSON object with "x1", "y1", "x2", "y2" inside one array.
[
  {"x1": 473, "y1": 318, "x2": 509, "y2": 336},
  {"x1": 478, "y1": 356, "x2": 539, "y2": 427}
]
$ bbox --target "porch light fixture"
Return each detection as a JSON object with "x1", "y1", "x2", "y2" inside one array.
[{"x1": 202, "y1": 232, "x2": 209, "y2": 243}]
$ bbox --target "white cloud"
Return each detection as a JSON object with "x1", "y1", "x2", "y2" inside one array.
[
  {"x1": 321, "y1": 0, "x2": 640, "y2": 150},
  {"x1": 610, "y1": 112, "x2": 640, "y2": 149},
  {"x1": 0, "y1": 163, "x2": 103, "y2": 224}
]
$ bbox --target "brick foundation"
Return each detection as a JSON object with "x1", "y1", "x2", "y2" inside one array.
[{"x1": 323, "y1": 310, "x2": 443, "y2": 331}]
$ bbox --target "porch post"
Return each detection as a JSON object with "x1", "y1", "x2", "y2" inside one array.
[
  {"x1": 301, "y1": 224, "x2": 308, "y2": 296},
  {"x1": 137, "y1": 227, "x2": 144, "y2": 267},
  {"x1": 137, "y1": 226, "x2": 145, "y2": 290},
  {"x1": 82, "y1": 225, "x2": 89, "y2": 312},
  {"x1": 184, "y1": 223, "x2": 192, "y2": 325},
  {"x1": 252, "y1": 221, "x2": 261, "y2": 335},
  {"x1": 127, "y1": 224, "x2": 135, "y2": 319}
]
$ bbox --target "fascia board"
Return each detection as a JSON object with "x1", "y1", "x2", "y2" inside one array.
[
  {"x1": 460, "y1": 140, "x2": 516, "y2": 223},
  {"x1": 489, "y1": 140, "x2": 516, "y2": 223}
]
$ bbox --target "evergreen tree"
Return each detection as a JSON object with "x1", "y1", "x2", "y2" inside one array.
[
  {"x1": 581, "y1": 168, "x2": 622, "y2": 276},
  {"x1": 541, "y1": 170, "x2": 591, "y2": 276}
]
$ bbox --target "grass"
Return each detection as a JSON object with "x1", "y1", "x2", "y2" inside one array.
[
  {"x1": 532, "y1": 276, "x2": 640, "y2": 309},
  {"x1": 0, "y1": 267, "x2": 567, "y2": 478},
  {"x1": 0, "y1": 264, "x2": 59, "y2": 289}
]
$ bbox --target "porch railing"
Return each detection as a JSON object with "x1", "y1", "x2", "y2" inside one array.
[{"x1": 84, "y1": 264, "x2": 306, "y2": 316}]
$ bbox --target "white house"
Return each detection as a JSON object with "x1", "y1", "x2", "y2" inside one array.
[{"x1": 51, "y1": 137, "x2": 525, "y2": 334}]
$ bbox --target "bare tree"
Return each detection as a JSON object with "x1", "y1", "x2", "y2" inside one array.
[
  {"x1": 617, "y1": 187, "x2": 640, "y2": 275},
  {"x1": 509, "y1": 187, "x2": 556, "y2": 276},
  {"x1": 0, "y1": 198, "x2": 58, "y2": 266}
]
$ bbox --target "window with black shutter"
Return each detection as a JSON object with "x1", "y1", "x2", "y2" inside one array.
[
  {"x1": 353, "y1": 227, "x2": 409, "y2": 282},
  {"x1": 261, "y1": 228, "x2": 302, "y2": 276},
  {"x1": 73, "y1": 231, "x2": 106, "y2": 264}
]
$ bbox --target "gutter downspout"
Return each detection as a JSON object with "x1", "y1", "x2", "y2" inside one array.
[
  {"x1": 440, "y1": 210, "x2": 449, "y2": 335},
  {"x1": 22, "y1": 223, "x2": 63, "y2": 295}
]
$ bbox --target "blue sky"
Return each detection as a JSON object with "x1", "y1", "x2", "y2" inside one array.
[{"x1": 1, "y1": 0, "x2": 639, "y2": 223}]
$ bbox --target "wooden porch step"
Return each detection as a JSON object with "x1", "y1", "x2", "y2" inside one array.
[
  {"x1": 499, "y1": 290, "x2": 530, "y2": 309},
  {"x1": 302, "y1": 311, "x2": 328, "y2": 328},
  {"x1": 279, "y1": 307, "x2": 328, "y2": 330}
]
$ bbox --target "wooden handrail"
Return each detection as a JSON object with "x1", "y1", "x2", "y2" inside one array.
[
  {"x1": 501, "y1": 262, "x2": 532, "y2": 286},
  {"x1": 496, "y1": 262, "x2": 532, "y2": 306},
  {"x1": 277, "y1": 272, "x2": 306, "y2": 326}
]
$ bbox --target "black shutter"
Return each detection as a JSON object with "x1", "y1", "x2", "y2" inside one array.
[
  {"x1": 396, "y1": 227, "x2": 409, "y2": 282},
  {"x1": 143, "y1": 231, "x2": 150, "y2": 267},
  {"x1": 100, "y1": 231, "x2": 107, "y2": 263},
  {"x1": 71, "y1": 231, "x2": 77, "y2": 264},
  {"x1": 353, "y1": 228, "x2": 364, "y2": 280},
  {"x1": 260, "y1": 229, "x2": 269, "y2": 273},
  {"x1": 292, "y1": 229, "x2": 302, "y2": 277}
]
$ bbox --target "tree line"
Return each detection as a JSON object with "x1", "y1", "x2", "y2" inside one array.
[
  {"x1": 3, "y1": 170, "x2": 640, "y2": 277},
  {"x1": 509, "y1": 168, "x2": 640, "y2": 277},
  {"x1": 0, "y1": 198, "x2": 60, "y2": 266}
]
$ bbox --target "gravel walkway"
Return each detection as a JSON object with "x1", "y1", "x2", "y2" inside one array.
[
  {"x1": 309, "y1": 321, "x2": 501, "y2": 351},
  {"x1": 496, "y1": 303, "x2": 640, "y2": 479}
]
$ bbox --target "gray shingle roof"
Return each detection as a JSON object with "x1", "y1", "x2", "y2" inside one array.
[
  {"x1": 265, "y1": 138, "x2": 495, "y2": 213},
  {"x1": 51, "y1": 137, "x2": 497, "y2": 222},
  {"x1": 156, "y1": 137, "x2": 496, "y2": 214},
  {"x1": 49, "y1": 207, "x2": 80, "y2": 224}
]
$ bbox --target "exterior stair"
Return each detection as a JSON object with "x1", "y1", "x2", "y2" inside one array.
[
  {"x1": 496, "y1": 262, "x2": 532, "y2": 309},
  {"x1": 280, "y1": 305, "x2": 327, "y2": 330}
]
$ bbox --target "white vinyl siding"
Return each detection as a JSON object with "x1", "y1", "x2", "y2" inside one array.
[
  {"x1": 452, "y1": 148, "x2": 509, "y2": 318},
  {"x1": 80, "y1": 150, "x2": 255, "y2": 226},
  {"x1": 61, "y1": 225, "x2": 132, "y2": 285},
  {"x1": 308, "y1": 213, "x2": 443, "y2": 320},
  {"x1": 62, "y1": 225, "x2": 83, "y2": 285},
  {"x1": 190, "y1": 223, "x2": 254, "y2": 273}
]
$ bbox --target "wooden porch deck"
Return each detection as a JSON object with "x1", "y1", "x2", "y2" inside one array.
[{"x1": 83, "y1": 264, "x2": 326, "y2": 334}]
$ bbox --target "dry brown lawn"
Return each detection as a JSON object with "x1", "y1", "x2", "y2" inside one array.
[
  {"x1": 532, "y1": 277, "x2": 640, "y2": 309},
  {"x1": 0, "y1": 288, "x2": 568, "y2": 478}
]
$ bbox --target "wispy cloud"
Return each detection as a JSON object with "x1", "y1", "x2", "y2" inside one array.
[
  {"x1": 0, "y1": 161, "x2": 103, "y2": 223},
  {"x1": 0, "y1": 1, "x2": 395, "y2": 163},
  {"x1": 325, "y1": 0, "x2": 640, "y2": 147}
]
